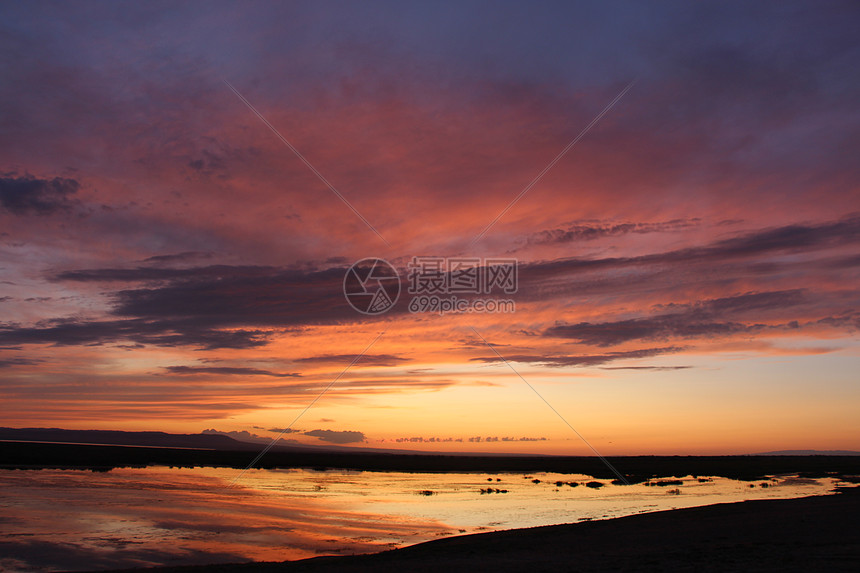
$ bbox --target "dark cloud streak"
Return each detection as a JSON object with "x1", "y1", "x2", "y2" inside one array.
[
  {"x1": 0, "y1": 318, "x2": 271, "y2": 350},
  {"x1": 164, "y1": 366, "x2": 300, "y2": 377},
  {"x1": 521, "y1": 216, "x2": 860, "y2": 281},
  {"x1": 295, "y1": 354, "x2": 408, "y2": 367},
  {"x1": 0, "y1": 217, "x2": 854, "y2": 351},
  {"x1": 471, "y1": 346, "x2": 683, "y2": 367},
  {"x1": 545, "y1": 290, "x2": 807, "y2": 347},
  {"x1": 527, "y1": 218, "x2": 701, "y2": 245},
  {"x1": 0, "y1": 176, "x2": 80, "y2": 216}
]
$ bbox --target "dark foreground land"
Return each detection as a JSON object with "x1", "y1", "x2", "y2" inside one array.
[
  {"x1": 4, "y1": 440, "x2": 860, "y2": 482},
  {"x1": 101, "y1": 489, "x2": 860, "y2": 573}
]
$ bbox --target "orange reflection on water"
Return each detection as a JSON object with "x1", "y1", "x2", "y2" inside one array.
[{"x1": 0, "y1": 467, "x2": 843, "y2": 571}]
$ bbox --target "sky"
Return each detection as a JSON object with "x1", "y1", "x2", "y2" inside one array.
[{"x1": 0, "y1": 0, "x2": 858, "y2": 455}]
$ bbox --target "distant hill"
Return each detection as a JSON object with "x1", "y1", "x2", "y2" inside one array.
[
  {"x1": 0, "y1": 426, "x2": 379, "y2": 454},
  {"x1": 755, "y1": 449, "x2": 860, "y2": 456},
  {"x1": 0, "y1": 427, "x2": 543, "y2": 457},
  {"x1": 0, "y1": 427, "x2": 255, "y2": 450}
]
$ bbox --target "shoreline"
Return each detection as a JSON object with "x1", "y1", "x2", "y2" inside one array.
[
  {"x1": 92, "y1": 488, "x2": 860, "y2": 573},
  {"x1": 4, "y1": 441, "x2": 860, "y2": 482}
]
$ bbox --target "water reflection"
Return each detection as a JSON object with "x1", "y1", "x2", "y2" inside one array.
[{"x1": 0, "y1": 467, "x2": 842, "y2": 571}]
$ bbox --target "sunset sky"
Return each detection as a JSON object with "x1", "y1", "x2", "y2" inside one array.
[{"x1": 1, "y1": 0, "x2": 858, "y2": 455}]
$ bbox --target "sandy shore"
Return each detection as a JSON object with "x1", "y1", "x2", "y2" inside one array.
[{"x1": 101, "y1": 487, "x2": 859, "y2": 573}]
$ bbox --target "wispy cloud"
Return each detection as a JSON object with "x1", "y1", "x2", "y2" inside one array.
[
  {"x1": 0, "y1": 318, "x2": 273, "y2": 350},
  {"x1": 0, "y1": 357, "x2": 41, "y2": 368},
  {"x1": 471, "y1": 346, "x2": 684, "y2": 367},
  {"x1": 526, "y1": 218, "x2": 701, "y2": 245},
  {"x1": 296, "y1": 354, "x2": 408, "y2": 367},
  {"x1": 141, "y1": 251, "x2": 216, "y2": 266},
  {"x1": 544, "y1": 291, "x2": 806, "y2": 346},
  {"x1": 164, "y1": 366, "x2": 301, "y2": 378}
]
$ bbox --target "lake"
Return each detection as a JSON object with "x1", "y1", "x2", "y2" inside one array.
[{"x1": 0, "y1": 467, "x2": 841, "y2": 571}]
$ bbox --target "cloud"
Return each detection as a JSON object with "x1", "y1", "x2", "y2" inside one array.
[
  {"x1": 467, "y1": 436, "x2": 548, "y2": 443},
  {"x1": 689, "y1": 290, "x2": 807, "y2": 315},
  {"x1": 0, "y1": 318, "x2": 272, "y2": 350},
  {"x1": 815, "y1": 314, "x2": 860, "y2": 330},
  {"x1": 327, "y1": 377, "x2": 456, "y2": 392},
  {"x1": 53, "y1": 265, "x2": 279, "y2": 283},
  {"x1": 295, "y1": 354, "x2": 408, "y2": 367},
  {"x1": 302, "y1": 429, "x2": 366, "y2": 444},
  {"x1": 526, "y1": 218, "x2": 701, "y2": 245},
  {"x1": 2, "y1": 217, "x2": 853, "y2": 353},
  {"x1": 391, "y1": 435, "x2": 546, "y2": 443},
  {"x1": 164, "y1": 365, "x2": 300, "y2": 377},
  {"x1": 141, "y1": 251, "x2": 215, "y2": 266},
  {"x1": 267, "y1": 428, "x2": 300, "y2": 434},
  {"x1": 546, "y1": 318, "x2": 758, "y2": 347},
  {"x1": 688, "y1": 216, "x2": 860, "y2": 260},
  {"x1": 109, "y1": 266, "x2": 350, "y2": 327},
  {"x1": 0, "y1": 175, "x2": 80, "y2": 216},
  {"x1": 519, "y1": 216, "x2": 860, "y2": 284},
  {"x1": 600, "y1": 366, "x2": 693, "y2": 371},
  {"x1": 4, "y1": 265, "x2": 350, "y2": 350},
  {"x1": 455, "y1": 337, "x2": 512, "y2": 350},
  {"x1": 187, "y1": 149, "x2": 226, "y2": 174},
  {"x1": 544, "y1": 291, "x2": 806, "y2": 346},
  {"x1": 0, "y1": 357, "x2": 40, "y2": 368},
  {"x1": 471, "y1": 346, "x2": 683, "y2": 367}
]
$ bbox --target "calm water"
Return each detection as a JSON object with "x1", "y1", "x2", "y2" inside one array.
[{"x1": 0, "y1": 467, "x2": 843, "y2": 572}]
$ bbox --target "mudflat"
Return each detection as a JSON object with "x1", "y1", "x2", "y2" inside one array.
[{"x1": 101, "y1": 488, "x2": 859, "y2": 573}]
